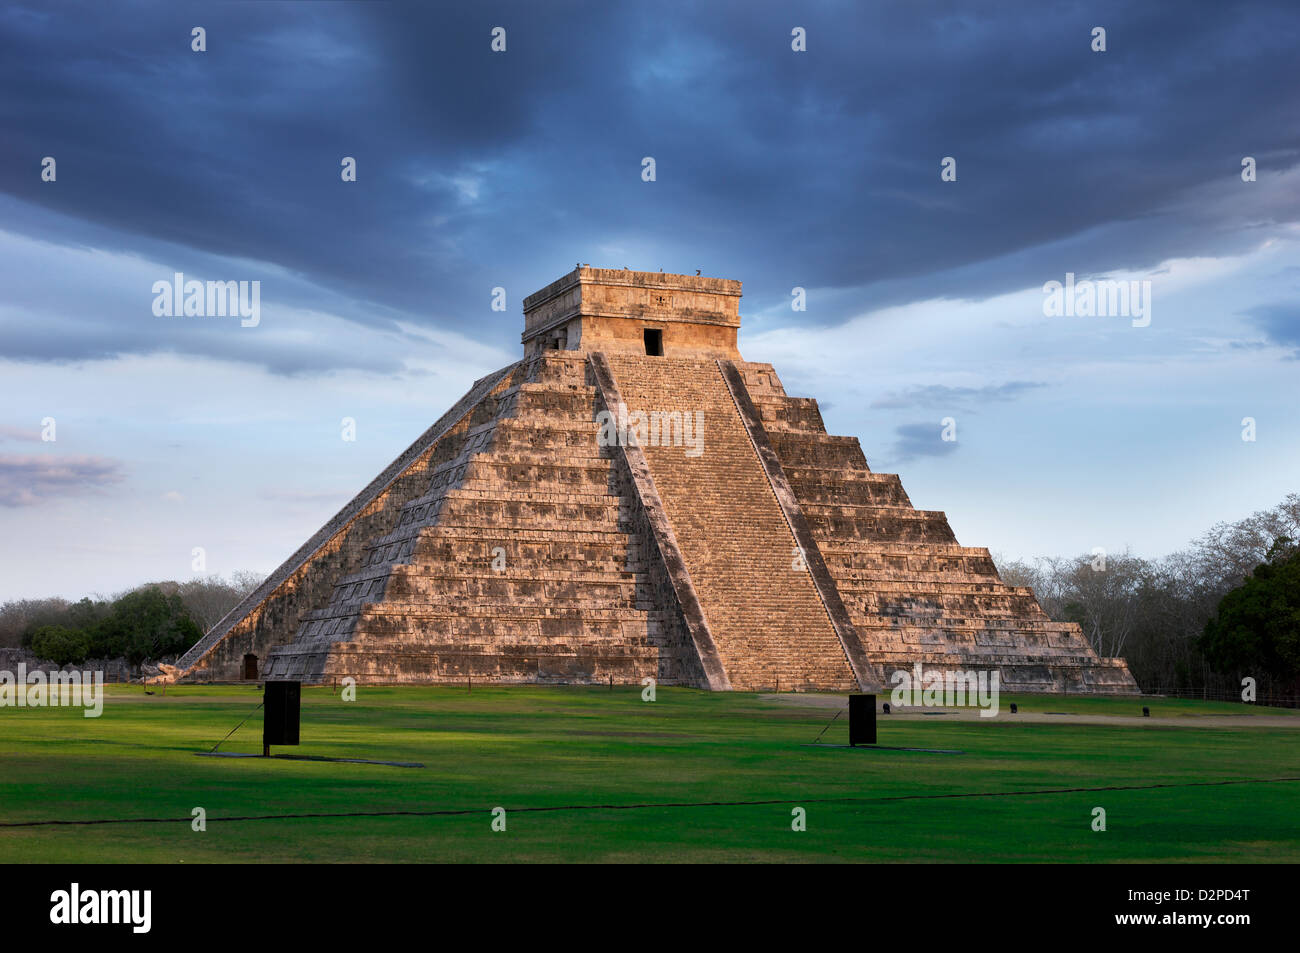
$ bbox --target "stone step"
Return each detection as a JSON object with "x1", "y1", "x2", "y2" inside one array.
[
  {"x1": 749, "y1": 396, "x2": 827, "y2": 433},
  {"x1": 837, "y1": 579, "x2": 1044, "y2": 598},
  {"x1": 767, "y1": 431, "x2": 869, "y2": 469},
  {"x1": 329, "y1": 566, "x2": 640, "y2": 599},
  {"x1": 306, "y1": 601, "x2": 652, "y2": 624},
  {"x1": 459, "y1": 462, "x2": 616, "y2": 484},
  {"x1": 785, "y1": 475, "x2": 911, "y2": 507},
  {"x1": 807, "y1": 510, "x2": 958, "y2": 543},
  {"x1": 603, "y1": 353, "x2": 858, "y2": 690},
  {"x1": 852, "y1": 616, "x2": 1069, "y2": 635}
]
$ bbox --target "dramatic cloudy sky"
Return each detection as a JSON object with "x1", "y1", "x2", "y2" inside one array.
[{"x1": 1, "y1": 1, "x2": 1297, "y2": 600}]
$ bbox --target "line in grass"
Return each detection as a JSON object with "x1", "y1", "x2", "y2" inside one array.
[{"x1": 3, "y1": 776, "x2": 1299, "y2": 829}]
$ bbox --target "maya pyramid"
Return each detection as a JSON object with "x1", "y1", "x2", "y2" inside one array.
[{"x1": 174, "y1": 267, "x2": 1138, "y2": 694}]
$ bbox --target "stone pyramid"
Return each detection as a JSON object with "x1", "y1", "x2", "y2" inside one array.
[{"x1": 175, "y1": 267, "x2": 1137, "y2": 693}]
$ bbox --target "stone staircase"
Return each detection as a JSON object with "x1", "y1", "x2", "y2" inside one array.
[{"x1": 600, "y1": 354, "x2": 858, "y2": 692}]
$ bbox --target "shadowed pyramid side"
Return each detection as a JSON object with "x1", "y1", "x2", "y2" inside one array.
[
  {"x1": 174, "y1": 364, "x2": 520, "y2": 681},
  {"x1": 736, "y1": 361, "x2": 1139, "y2": 694}
]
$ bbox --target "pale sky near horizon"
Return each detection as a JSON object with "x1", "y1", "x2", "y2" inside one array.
[{"x1": 1, "y1": 1, "x2": 1297, "y2": 600}]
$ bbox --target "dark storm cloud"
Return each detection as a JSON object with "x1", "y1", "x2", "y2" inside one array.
[
  {"x1": 0, "y1": 454, "x2": 124, "y2": 507},
  {"x1": 871, "y1": 381, "x2": 1047, "y2": 410},
  {"x1": 1, "y1": 0, "x2": 1298, "y2": 369},
  {"x1": 890, "y1": 422, "x2": 961, "y2": 462},
  {"x1": 1246, "y1": 303, "x2": 1300, "y2": 356},
  {"x1": 0, "y1": 212, "x2": 415, "y2": 375},
  {"x1": 0, "y1": 309, "x2": 407, "y2": 377}
]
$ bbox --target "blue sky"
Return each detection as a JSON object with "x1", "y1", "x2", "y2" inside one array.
[{"x1": 1, "y1": 0, "x2": 1297, "y2": 600}]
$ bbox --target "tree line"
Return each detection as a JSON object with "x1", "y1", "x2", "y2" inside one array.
[
  {"x1": 2, "y1": 495, "x2": 1297, "y2": 694},
  {"x1": 0, "y1": 572, "x2": 261, "y2": 671},
  {"x1": 996, "y1": 493, "x2": 1300, "y2": 698}
]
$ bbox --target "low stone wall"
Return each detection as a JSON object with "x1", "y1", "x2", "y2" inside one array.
[{"x1": 0, "y1": 647, "x2": 134, "y2": 682}]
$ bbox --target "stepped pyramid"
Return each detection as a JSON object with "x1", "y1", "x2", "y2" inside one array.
[{"x1": 175, "y1": 267, "x2": 1137, "y2": 693}]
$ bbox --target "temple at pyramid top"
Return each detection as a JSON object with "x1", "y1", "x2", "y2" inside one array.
[{"x1": 522, "y1": 266, "x2": 742, "y2": 359}]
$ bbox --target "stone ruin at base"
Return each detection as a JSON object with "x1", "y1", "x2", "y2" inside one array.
[{"x1": 174, "y1": 267, "x2": 1138, "y2": 694}]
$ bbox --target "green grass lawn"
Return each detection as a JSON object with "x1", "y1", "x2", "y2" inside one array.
[{"x1": 1, "y1": 684, "x2": 1297, "y2": 863}]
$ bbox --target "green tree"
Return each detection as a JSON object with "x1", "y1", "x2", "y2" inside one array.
[
  {"x1": 1199, "y1": 544, "x2": 1300, "y2": 689},
  {"x1": 65, "y1": 596, "x2": 110, "y2": 632},
  {"x1": 29, "y1": 625, "x2": 91, "y2": 667},
  {"x1": 87, "y1": 587, "x2": 203, "y2": 668},
  {"x1": 11, "y1": 598, "x2": 73, "y2": 649}
]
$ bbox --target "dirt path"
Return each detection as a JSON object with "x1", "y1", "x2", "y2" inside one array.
[{"x1": 757, "y1": 694, "x2": 1300, "y2": 729}]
